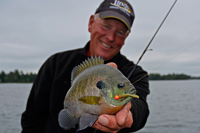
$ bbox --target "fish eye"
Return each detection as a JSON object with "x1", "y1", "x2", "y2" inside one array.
[
  {"x1": 118, "y1": 83, "x2": 125, "y2": 89},
  {"x1": 96, "y1": 80, "x2": 105, "y2": 89}
]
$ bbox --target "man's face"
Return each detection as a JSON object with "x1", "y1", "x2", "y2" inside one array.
[{"x1": 88, "y1": 14, "x2": 129, "y2": 61}]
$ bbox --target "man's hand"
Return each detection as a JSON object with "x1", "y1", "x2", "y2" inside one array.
[
  {"x1": 91, "y1": 102, "x2": 133, "y2": 133},
  {"x1": 91, "y1": 62, "x2": 133, "y2": 132},
  {"x1": 106, "y1": 62, "x2": 118, "y2": 69}
]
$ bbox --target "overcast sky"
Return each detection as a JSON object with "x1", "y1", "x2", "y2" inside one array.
[{"x1": 0, "y1": 0, "x2": 200, "y2": 76}]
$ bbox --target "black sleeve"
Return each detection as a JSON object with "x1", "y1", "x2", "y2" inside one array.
[{"x1": 21, "y1": 55, "x2": 56, "y2": 133}]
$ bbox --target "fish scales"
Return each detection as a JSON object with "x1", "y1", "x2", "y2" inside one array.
[
  {"x1": 65, "y1": 66, "x2": 106, "y2": 116},
  {"x1": 65, "y1": 64, "x2": 126, "y2": 116},
  {"x1": 58, "y1": 57, "x2": 139, "y2": 130}
]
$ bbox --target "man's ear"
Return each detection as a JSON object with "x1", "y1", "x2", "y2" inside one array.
[{"x1": 88, "y1": 15, "x2": 95, "y2": 33}]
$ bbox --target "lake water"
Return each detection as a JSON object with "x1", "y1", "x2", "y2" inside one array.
[{"x1": 0, "y1": 80, "x2": 200, "y2": 133}]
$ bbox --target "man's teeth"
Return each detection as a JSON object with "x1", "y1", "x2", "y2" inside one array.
[{"x1": 102, "y1": 42, "x2": 111, "y2": 48}]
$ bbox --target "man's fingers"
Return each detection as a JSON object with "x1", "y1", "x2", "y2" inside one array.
[
  {"x1": 116, "y1": 102, "x2": 132, "y2": 126},
  {"x1": 99, "y1": 116, "x2": 109, "y2": 126},
  {"x1": 126, "y1": 102, "x2": 132, "y2": 110},
  {"x1": 127, "y1": 111, "x2": 133, "y2": 128},
  {"x1": 92, "y1": 115, "x2": 119, "y2": 132},
  {"x1": 106, "y1": 62, "x2": 118, "y2": 69},
  {"x1": 98, "y1": 115, "x2": 119, "y2": 129},
  {"x1": 91, "y1": 102, "x2": 133, "y2": 132}
]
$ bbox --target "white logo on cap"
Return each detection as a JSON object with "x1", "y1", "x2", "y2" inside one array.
[{"x1": 111, "y1": 0, "x2": 130, "y2": 13}]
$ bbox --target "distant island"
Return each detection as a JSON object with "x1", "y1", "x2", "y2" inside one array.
[
  {"x1": 0, "y1": 70, "x2": 199, "y2": 83},
  {"x1": 0, "y1": 70, "x2": 36, "y2": 83},
  {"x1": 148, "y1": 73, "x2": 200, "y2": 80}
]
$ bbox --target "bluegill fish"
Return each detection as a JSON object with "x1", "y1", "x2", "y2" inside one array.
[{"x1": 58, "y1": 56, "x2": 139, "y2": 130}]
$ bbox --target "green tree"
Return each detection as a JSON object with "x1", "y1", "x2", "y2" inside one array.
[
  {"x1": 0, "y1": 70, "x2": 37, "y2": 83},
  {"x1": 149, "y1": 73, "x2": 162, "y2": 80},
  {"x1": 0, "y1": 71, "x2": 6, "y2": 82}
]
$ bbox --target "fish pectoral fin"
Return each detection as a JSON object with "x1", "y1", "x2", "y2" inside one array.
[
  {"x1": 78, "y1": 96, "x2": 100, "y2": 105},
  {"x1": 78, "y1": 113, "x2": 99, "y2": 131},
  {"x1": 58, "y1": 108, "x2": 79, "y2": 130}
]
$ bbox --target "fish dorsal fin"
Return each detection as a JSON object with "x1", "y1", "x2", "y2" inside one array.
[{"x1": 71, "y1": 56, "x2": 104, "y2": 84}]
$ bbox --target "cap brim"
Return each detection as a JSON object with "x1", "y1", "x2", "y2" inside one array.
[{"x1": 99, "y1": 11, "x2": 131, "y2": 32}]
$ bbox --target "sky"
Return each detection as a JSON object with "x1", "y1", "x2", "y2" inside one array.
[{"x1": 0, "y1": 0, "x2": 200, "y2": 76}]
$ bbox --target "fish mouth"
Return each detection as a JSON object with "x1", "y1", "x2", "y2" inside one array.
[
  {"x1": 129, "y1": 88, "x2": 137, "y2": 95},
  {"x1": 119, "y1": 94, "x2": 139, "y2": 99},
  {"x1": 117, "y1": 88, "x2": 139, "y2": 100}
]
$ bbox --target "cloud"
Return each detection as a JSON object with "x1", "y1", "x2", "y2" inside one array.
[{"x1": 0, "y1": 0, "x2": 200, "y2": 76}]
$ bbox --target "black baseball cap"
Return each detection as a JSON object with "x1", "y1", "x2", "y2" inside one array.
[{"x1": 95, "y1": 0, "x2": 135, "y2": 32}]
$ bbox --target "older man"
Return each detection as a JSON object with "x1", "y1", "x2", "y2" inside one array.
[{"x1": 21, "y1": 0, "x2": 149, "y2": 133}]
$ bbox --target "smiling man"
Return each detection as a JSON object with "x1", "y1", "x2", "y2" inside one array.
[
  {"x1": 21, "y1": 0, "x2": 150, "y2": 133},
  {"x1": 88, "y1": 0, "x2": 134, "y2": 61},
  {"x1": 88, "y1": 13, "x2": 129, "y2": 61}
]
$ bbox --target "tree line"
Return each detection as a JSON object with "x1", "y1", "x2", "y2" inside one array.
[
  {"x1": 0, "y1": 70, "x2": 200, "y2": 83},
  {"x1": 148, "y1": 73, "x2": 200, "y2": 80},
  {"x1": 0, "y1": 70, "x2": 37, "y2": 83}
]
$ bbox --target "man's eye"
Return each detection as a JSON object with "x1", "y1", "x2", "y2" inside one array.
[
  {"x1": 118, "y1": 31, "x2": 123, "y2": 35},
  {"x1": 118, "y1": 30, "x2": 126, "y2": 35},
  {"x1": 104, "y1": 25, "x2": 109, "y2": 29},
  {"x1": 117, "y1": 30, "x2": 127, "y2": 37}
]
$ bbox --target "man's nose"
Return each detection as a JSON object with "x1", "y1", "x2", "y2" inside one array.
[{"x1": 106, "y1": 31, "x2": 115, "y2": 42}]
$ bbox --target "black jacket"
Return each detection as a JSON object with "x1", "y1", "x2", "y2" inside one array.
[{"x1": 21, "y1": 42, "x2": 150, "y2": 133}]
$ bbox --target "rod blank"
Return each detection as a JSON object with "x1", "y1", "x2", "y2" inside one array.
[{"x1": 127, "y1": 0, "x2": 177, "y2": 79}]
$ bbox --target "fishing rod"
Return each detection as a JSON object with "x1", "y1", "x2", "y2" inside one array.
[{"x1": 127, "y1": 0, "x2": 177, "y2": 79}]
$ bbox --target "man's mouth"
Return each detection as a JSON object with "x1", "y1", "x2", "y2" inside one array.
[{"x1": 101, "y1": 41, "x2": 111, "y2": 48}]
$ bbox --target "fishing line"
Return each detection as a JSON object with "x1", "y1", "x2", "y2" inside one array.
[
  {"x1": 132, "y1": 38, "x2": 200, "y2": 85},
  {"x1": 127, "y1": 0, "x2": 177, "y2": 79}
]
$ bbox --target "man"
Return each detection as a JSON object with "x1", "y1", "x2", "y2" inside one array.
[{"x1": 21, "y1": 0, "x2": 150, "y2": 133}]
